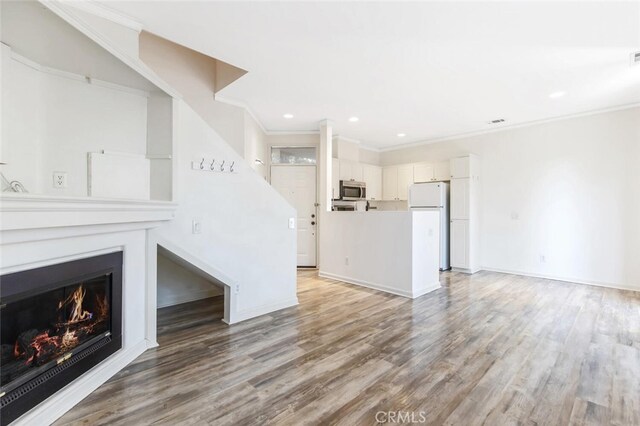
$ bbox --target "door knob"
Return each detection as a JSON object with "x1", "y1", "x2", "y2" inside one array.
[
  {"x1": 311, "y1": 221, "x2": 316, "y2": 225},
  {"x1": 311, "y1": 214, "x2": 315, "y2": 218}
]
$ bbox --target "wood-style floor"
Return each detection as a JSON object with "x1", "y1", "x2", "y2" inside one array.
[{"x1": 55, "y1": 270, "x2": 640, "y2": 425}]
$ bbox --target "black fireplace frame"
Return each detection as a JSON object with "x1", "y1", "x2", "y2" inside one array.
[{"x1": 0, "y1": 251, "x2": 123, "y2": 425}]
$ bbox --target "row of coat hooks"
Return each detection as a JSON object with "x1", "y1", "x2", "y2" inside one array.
[{"x1": 191, "y1": 158, "x2": 237, "y2": 173}]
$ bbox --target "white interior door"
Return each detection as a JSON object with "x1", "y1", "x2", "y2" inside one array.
[{"x1": 271, "y1": 165, "x2": 317, "y2": 267}]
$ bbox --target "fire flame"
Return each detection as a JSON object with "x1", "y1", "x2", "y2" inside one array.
[
  {"x1": 12, "y1": 283, "x2": 106, "y2": 367},
  {"x1": 59, "y1": 284, "x2": 93, "y2": 324}
]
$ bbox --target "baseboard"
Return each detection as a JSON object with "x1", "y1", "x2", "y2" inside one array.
[
  {"x1": 319, "y1": 271, "x2": 439, "y2": 299},
  {"x1": 13, "y1": 340, "x2": 148, "y2": 426},
  {"x1": 225, "y1": 297, "x2": 299, "y2": 324},
  {"x1": 157, "y1": 289, "x2": 223, "y2": 308},
  {"x1": 412, "y1": 281, "x2": 442, "y2": 298},
  {"x1": 451, "y1": 267, "x2": 481, "y2": 274},
  {"x1": 319, "y1": 271, "x2": 414, "y2": 297},
  {"x1": 481, "y1": 266, "x2": 640, "y2": 293}
]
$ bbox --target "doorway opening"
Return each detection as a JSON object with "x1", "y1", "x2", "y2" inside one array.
[{"x1": 270, "y1": 147, "x2": 318, "y2": 268}]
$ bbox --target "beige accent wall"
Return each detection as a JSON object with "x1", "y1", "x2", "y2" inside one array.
[{"x1": 139, "y1": 31, "x2": 251, "y2": 157}]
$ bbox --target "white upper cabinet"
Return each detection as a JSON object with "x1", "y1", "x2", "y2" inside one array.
[
  {"x1": 433, "y1": 161, "x2": 451, "y2": 181},
  {"x1": 383, "y1": 165, "x2": 413, "y2": 200},
  {"x1": 339, "y1": 160, "x2": 363, "y2": 182},
  {"x1": 413, "y1": 163, "x2": 435, "y2": 183},
  {"x1": 413, "y1": 161, "x2": 451, "y2": 182},
  {"x1": 382, "y1": 167, "x2": 398, "y2": 200},
  {"x1": 450, "y1": 156, "x2": 478, "y2": 179},
  {"x1": 362, "y1": 164, "x2": 382, "y2": 200},
  {"x1": 352, "y1": 163, "x2": 363, "y2": 182},
  {"x1": 450, "y1": 157, "x2": 470, "y2": 178},
  {"x1": 331, "y1": 158, "x2": 340, "y2": 200},
  {"x1": 397, "y1": 165, "x2": 413, "y2": 201},
  {"x1": 339, "y1": 160, "x2": 352, "y2": 181}
]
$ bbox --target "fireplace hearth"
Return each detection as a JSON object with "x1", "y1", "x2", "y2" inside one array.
[{"x1": 0, "y1": 252, "x2": 122, "y2": 424}]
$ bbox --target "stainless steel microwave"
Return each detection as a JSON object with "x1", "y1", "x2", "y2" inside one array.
[{"x1": 339, "y1": 180, "x2": 366, "y2": 200}]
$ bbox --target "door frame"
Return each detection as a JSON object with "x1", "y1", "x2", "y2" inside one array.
[{"x1": 270, "y1": 163, "x2": 319, "y2": 268}]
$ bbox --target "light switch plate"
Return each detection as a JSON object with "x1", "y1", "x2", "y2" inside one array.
[
  {"x1": 192, "y1": 219, "x2": 202, "y2": 234},
  {"x1": 288, "y1": 218, "x2": 295, "y2": 229},
  {"x1": 53, "y1": 172, "x2": 67, "y2": 188}
]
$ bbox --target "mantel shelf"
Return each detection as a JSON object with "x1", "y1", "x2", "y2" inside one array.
[{"x1": 0, "y1": 194, "x2": 177, "y2": 232}]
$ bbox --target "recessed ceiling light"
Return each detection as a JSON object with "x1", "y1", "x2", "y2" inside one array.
[
  {"x1": 283, "y1": 113, "x2": 294, "y2": 119},
  {"x1": 397, "y1": 133, "x2": 406, "y2": 138},
  {"x1": 348, "y1": 117, "x2": 359, "y2": 122},
  {"x1": 549, "y1": 91, "x2": 566, "y2": 99}
]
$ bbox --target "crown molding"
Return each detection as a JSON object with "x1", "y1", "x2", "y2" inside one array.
[
  {"x1": 333, "y1": 134, "x2": 361, "y2": 144},
  {"x1": 377, "y1": 102, "x2": 640, "y2": 152},
  {"x1": 58, "y1": 0, "x2": 143, "y2": 33},
  {"x1": 213, "y1": 94, "x2": 269, "y2": 134},
  {"x1": 265, "y1": 130, "x2": 320, "y2": 136}
]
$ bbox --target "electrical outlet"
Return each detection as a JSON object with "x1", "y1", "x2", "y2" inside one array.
[
  {"x1": 235, "y1": 284, "x2": 240, "y2": 294},
  {"x1": 345, "y1": 257, "x2": 349, "y2": 266},
  {"x1": 192, "y1": 219, "x2": 202, "y2": 234},
  {"x1": 539, "y1": 254, "x2": 546, "y2": 263},
  {"x1": 511, "y1": 211, "x2": 519, "y2": 220},
  {"x1": 52, "y1": 172, "x2": 67, "y2": 188}
]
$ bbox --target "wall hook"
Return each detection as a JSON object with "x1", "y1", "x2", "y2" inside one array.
[
  {"x1": 199, "y1": 158, "x2": 205, "y2": 170},
  {"x1": 220, "y1": 160, "x2": 225, "y2": 172},
  {"x1": 210, "y1": 159, "x2": 216, "y2": 170},
  {"x1": 230, "y1": 161, "x2": 235, "y2": 173}
]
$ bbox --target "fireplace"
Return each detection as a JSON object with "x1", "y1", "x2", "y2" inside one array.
[{"x1": 0, "y1": 252, "x2": 122, "y2": 424}]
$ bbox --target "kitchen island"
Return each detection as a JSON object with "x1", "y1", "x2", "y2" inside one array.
[{"x1": 319, "y1": 210, "x2": 440, "y2": 298}]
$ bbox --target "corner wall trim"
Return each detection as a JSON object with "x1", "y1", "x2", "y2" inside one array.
[{"x1": 225, "y1": 297, "x2": 299, "y2": 324}]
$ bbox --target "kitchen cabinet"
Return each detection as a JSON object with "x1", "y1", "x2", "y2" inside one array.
[
  {"x1": 413, "y1": 163, "x2": 435, "y2": 183},
  {"x1": 449, "y1": 155, "x2": 480, "y2": 273},
  {"x1": 433, "y1": 161, "x2": 451, "y2": 181},
  {"x1": 362, "y1": 164, "x2": 382, "y2": 200},
  {"x1": 383, "y1": 165, "x2": 413, "y2": 201},
  {"x1": 450, "y1": 155, "x2": 478, "y2": 179},
  {"x1": 332, "y1": 158, "x2": 340, "y2": 200},
  {"x1": 382, "y1": 167, "x2": 398, "y2": 200},
  {"x1": 413, "y1": 161, "x2": 451, "y2": 182},
  {"x1": 450, "y1": 219, "x2": 469, "y2": 269},
  {"x1": 339, "y1": 160, "x2": 363, "y2": 182},
  {"x1": 397, "y1": 165, "x2": 413, "y2": 201},
  {"x1": 450, "y1": 178, "x2": 470, "y2": 219}
]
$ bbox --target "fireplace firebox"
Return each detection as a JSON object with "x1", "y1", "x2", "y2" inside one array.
[{"x1": 0, "y1": 252, "x2": 122, "y2": 424}]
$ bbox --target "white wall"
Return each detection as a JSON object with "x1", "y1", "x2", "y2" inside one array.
[
  {"x1": 154, "y1": 101, "x2": 297, "y2": 322},
  {"x1": 1, "y1": 46, "x2": 148, "y2": 196},
  {"x1": 157, "y1": 250, "x2": 223, "y2": 308},
  {"x1": 244, "y1": 110, "x2": 267, "y2": 180},
  {"x1": 381, "y1": 107, "x2": 640, "y2": 290}
]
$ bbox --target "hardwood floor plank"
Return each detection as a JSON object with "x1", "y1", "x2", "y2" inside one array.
[{"x1": 53, "y1": 270, "x2": 640, "y2": 426}]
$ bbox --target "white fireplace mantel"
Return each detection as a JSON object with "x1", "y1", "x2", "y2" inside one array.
[
  {"x1": 0, "y1": 193, "x2": 177, "y2": 425},
  {"x1": 0, "y1": 193, "x2": 177, "y2": 232}
]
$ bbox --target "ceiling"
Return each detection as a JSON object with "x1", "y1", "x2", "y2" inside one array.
[{"x1": 102, "y1": 1, "x2": 640, "y2": 149}]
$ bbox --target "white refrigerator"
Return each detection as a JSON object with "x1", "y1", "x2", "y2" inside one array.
[{"x1": 408, "y1": 182, "x2": 450, "y2": 270}]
